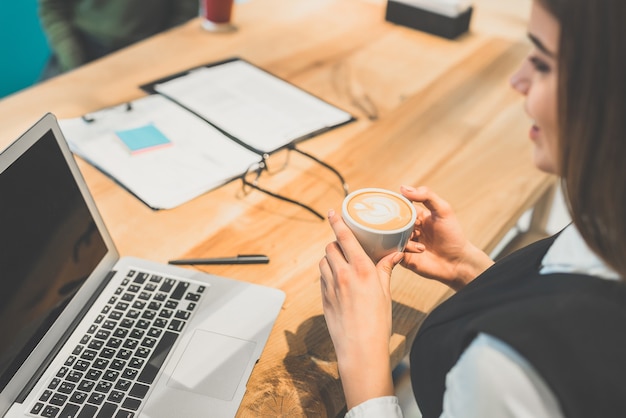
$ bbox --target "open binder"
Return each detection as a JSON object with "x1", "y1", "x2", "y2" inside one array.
[{"x1": 59, "y1": 58, "x2": 355, "y2": 210}]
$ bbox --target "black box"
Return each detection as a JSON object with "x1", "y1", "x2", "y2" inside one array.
[{"x1": 385, "y1": 1, "x2": 473, "y2": 40}]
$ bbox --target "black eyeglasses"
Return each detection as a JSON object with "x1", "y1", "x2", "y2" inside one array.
[{"x1": 240, "y1": 144, "x2": 349, "y2": 220}]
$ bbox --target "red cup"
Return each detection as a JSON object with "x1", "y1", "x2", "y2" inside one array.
[{"x1": 201, "y1": 0, "x2": 234, "y2": 24}]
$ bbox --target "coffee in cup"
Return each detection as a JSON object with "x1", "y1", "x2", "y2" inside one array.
[{"x1": 342, "y1": 188, "x2": 416, "y2": 262}]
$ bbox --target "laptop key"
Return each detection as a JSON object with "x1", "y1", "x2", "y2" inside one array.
[
  {"x1": 88, "y1": 340, "x2": 104, "y2": 350},
  {"x1": 114, "y1": 410, "x2": 135, "y2": 418},
  {"x1": 129, "y1": 329, "x2": 144, "y2": 340},
  {"x1": 58, "y1": 402, "x2": 79, "y2": 418},
  {"x1": 153, "y1": 293, "x2": 167, "y2": 302},
  {"x1": 58, "y1": 381, "x2": 76, "y2": 394},
  {"x1": 49, "y1": 393, "x2": 67, "y2": 406},
  {"x1": 100, "y1": 348, "x2": 116, "y2": 359},
  {"x1": 147, "y1": 328, "x2": 161, "y2": 338},
  {"x1": 107, "y1": 390, "x2": 125, "y2": 403},
  {"x1": 30, "y1": 402, "x2": 45, "y2": 414},
  {"x1": 129, "y1": 383, "x2": 149, "y2": 399},
  {"x1": 65, "y1": 370, "x2": 83, "y2": 383},
  {"x1": 102, "y1": 321, "x2": 116, "y2": 330},
  {"x1": 121, "y1": 293, "x2": 134, "y2": 302},
  {"x1": 121, "y1": 368, "x2": 138, "y2": 380},
  {"x1": 185, "y1": 293, "x2": 201, "y2": 302},
  {"x1": 110, "y1": 359, "x2": 126, "y2": 371},
  {"x1": 78, "y1": 380, "x2": 95, "y2": 392},
  {"x1": 170, "y1": 282, "x2": 189, "y2": 300},
  {"x1": 95, "y1": 381, "x2": 113, "y2": 393},
  {"x1": 134, "y1": 347, "x2": 150, "y2": 358},
  {"x1": 74, "y1": 360, "x2": 90, "y2": 371},
  {"x1": 127, "y1": 285, "x2": 140, "y2": 293},
  {"x1": 134, "y1": 272, "x2": 149, "y2": 284},
  {"x1": 41, "y1": 405, "x2": 60, "y2": 417},
  {"x1": 87, "y1": 392, "x2": 105, "y2": 405},
  {"x1": 131, "y1": 300, "x2": 145, "y2": 310},
  {"x1": 85, "y1": 369, "x2": 102, "y2": 381},
  {"x1": 93, "y1": 359, "x2": 109, "y2": 370},
  {"x1": 121, "y1": 397, "x2": 141, "y2": 411},
  {"x1": 39, "y1": 390, "x2": 53, "y2": 402},
  {"x1": 95, "y1": 330, "x2": 110, "y2": 340},
  {"x1": 159, "y1": 279, "x2": 175, "y2": 293},
  {"x1": 76, "y1": 404, "x2": 98, "y2": 418},
  {"x1": 70, "y1": 391, "x2": 88, "y2": 404},
  {"x1": 48, "y1": 378, "x2": 61, "y2": 390},
  {"x1": 175, "y1": 310, "x2": 190, "y2": 320},
  {"x1": 137, "y1": 292, "x2": 151, "y2": 301},
  {"x1": 153, "y1": 319, "x2": 167, "y2": 328},
  {"x1": 135, "y1": 319, "x2": 150, "y2": 329},
  {"x1": 128, "y1": 358, "x2": 144, "y2": 369},
  {"x1": 114, "y1": 379, "x2": 131, "y2": 391},
  {"x1": 95, "y1": 402, "x2": 118, "y2": 418},
  {"x1": 137, "y1": 331, "x2": 177, "y2": 385},
  {"x1": 167, "y1": 319, "x2": 184, "y2": 332},
  {"x1": 108, "y1": 311, "x2": 122, "y2": 321},
  {"x1": 103, "y1": 370, "x2": 120, "y2": 382},
  {"x1": 113, "y1": 328, "x2": 129, "y2": 338}
]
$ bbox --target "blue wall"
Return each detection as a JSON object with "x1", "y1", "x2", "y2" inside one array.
[{"x1": 0, "y1": 0, "x2": 51, "y2": 98}]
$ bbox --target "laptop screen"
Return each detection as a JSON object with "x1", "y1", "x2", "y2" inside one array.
[{"x1": 0, "y1": 129, "x2": 108, "y2": 391}]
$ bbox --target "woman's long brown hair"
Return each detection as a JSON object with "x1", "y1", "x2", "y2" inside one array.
[{"x1": 539, "y1": 0, "x2": 626, "y2": 279}]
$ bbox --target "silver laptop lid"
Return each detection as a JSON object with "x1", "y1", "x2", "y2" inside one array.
[{"x1": 0, "y1": 114, "x2": 120, "y2": 415}]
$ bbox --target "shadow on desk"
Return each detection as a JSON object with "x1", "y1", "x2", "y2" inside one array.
[{"x1": 245, "y1": 302, "x2": 425, "y2": 418}]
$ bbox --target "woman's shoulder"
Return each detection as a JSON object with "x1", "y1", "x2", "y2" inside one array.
[{"x1": 441, "y1": 333, "x2": 563, "y2": 418}]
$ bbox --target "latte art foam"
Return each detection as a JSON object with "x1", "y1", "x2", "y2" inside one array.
[{"x1": 346, "y1": 191, "x2": 413, "y2": 230}]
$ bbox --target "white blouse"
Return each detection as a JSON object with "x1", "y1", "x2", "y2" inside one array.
[{"x1": 345, "y1": 224, "x2": 620, "y2": 418}]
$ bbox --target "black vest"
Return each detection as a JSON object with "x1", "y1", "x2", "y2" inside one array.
[{"x1": 410, "y1": 235, "x2": 626, "y2": 418}]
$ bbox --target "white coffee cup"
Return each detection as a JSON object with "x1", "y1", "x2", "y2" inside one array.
[{"x1": 342, "y1": 188, "x2": 417, "y2": 262}]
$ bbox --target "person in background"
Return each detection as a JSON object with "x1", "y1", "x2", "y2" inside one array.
[
  {"x1": 38, "y1": 0, "x2": 198, "y2": 79},
  {"x1": 319, "y1": 0, "x2": 626, "y2": 416}
]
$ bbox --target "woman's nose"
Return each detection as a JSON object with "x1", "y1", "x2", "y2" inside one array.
[{"x1": 510, "y1": 61, "x2": 531, "y2": 95}]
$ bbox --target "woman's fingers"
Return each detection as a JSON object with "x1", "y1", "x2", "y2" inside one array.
[
  {"x1": 405, "y1": 240, "x2": 426, "y2": 253},
  {"x1": 401, "y1": 185, "x2": 452, "y2": 219},
  {"x1": 327, "y1": 209, "x2": 370, "y2": 264}
]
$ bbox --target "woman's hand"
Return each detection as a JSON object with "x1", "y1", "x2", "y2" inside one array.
[
  {"x1": 400, "y1": 185, "x2": 494, "y2": 291},
  {"x1": 319, "y1": 209, "x2": 402, "y2": 409}
]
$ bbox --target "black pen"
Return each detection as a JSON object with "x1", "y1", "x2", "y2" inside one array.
[{"x1": 168, "y1": 254, "x2": 270, "y2": 265}]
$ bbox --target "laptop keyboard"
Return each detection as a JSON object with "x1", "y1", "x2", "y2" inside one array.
[{"x1": 28, "y1": 269, "x2": 206, "y2": 418}]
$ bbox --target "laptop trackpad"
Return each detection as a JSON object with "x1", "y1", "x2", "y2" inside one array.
[{"x1": 167, "y1": 329, "x2": 257, "y2": 401}]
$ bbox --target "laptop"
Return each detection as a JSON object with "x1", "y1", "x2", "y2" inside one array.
[{"x1": 0, "y1": 113, "x2": 285, "y2": 418}]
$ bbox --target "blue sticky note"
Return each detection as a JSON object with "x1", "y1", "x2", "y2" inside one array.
[{"x1": 116, "y1": 124, "x2": 171, "y2": 154}]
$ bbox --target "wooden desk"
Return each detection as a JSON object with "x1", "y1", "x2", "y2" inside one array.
[{"x1": 0, "y1": 0, "x2": 554, "y2": 416}]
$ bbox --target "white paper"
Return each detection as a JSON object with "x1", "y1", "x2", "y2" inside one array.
[
  {"x1": 60, "y1": 95, "x2": 261, "y2": 209},
  {"x1": 154, "y1": 60, "x2": 353, "y2": 154}
]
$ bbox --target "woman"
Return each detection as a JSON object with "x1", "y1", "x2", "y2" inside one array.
[{"x1": 319, "y1": 0, "x2": 626, "y2": 416}]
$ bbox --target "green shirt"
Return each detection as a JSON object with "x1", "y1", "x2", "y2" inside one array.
[{"x1": 38, "y1": 0, "x2": 198, "y2": 71}]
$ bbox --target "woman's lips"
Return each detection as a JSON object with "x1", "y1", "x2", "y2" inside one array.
[{"x1": 529, "y1": 122, "x2": 540, "y2": 140}]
